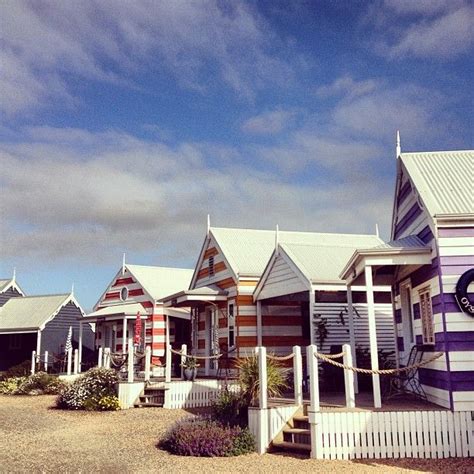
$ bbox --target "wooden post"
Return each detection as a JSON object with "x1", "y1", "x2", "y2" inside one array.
[
  {"x1": 127, "y1": 337, "x2": 134, "y2": 383},
  {"x1": 97, "y1": 347, "x2": 103, "y2": 368},
  {"x1": 103, "y1": 348, "x2": 110, "y2": 369},
  {"x1": 307, "y1": 344, "x2": 320, "y2": 412},
  {"x1": 78, "y1": 321, "x2": 83, "y2": 373},
  {"x1": 31, "y1": 351, "x2": 36, "y2": 375},
  {"x1": 307, "y1": 344, "x2": 322, "y2": 459},
  {"x1": 346, "y1": 286, "x2": 359, "y2": 393},
  {"x1": 73, "y1": 349, "x2": 79, "y2": 375},
  {"x1": 122, "y1": 317, "x2": 127, "y2": 355},
  {"x1": 256, "y1": 301, "x2": 262, "y2": 346},
  {"x1": 365, "y1": 265, "x2": 381, "y2": 408},
  {"x1": 36, "y1": 331, "x2": 42, "y2": 362},
  {"x1": 257, "y1": 346, "x2": 267, "y2": 409},
  {"x1": 309, "y1": 289, "x2": 315, "y2": 345},
  {"x1": 67, "y1": 347, "x2": 72, "y2": 376},
  {"x1": 44, "y1": 351, "x2": 48, "y2": 372},
  {"x1": 181, "y1": 343, "x2": 187, "y2": 380},
  {"x1": 343, "y1": 343, "x2": 355, "y2": 408},
  {"x1": 144, "y1": 346, "x2": 151, "y2": 382},
  {"x1": 165, "y1": 343, "x2": 172, "y2": 383},
  {"x1": 293, "y1": 345, "x2": 303, "y2": 406}
]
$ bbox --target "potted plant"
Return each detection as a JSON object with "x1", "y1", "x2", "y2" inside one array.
[{"x1": 181, "y1": 356, "x2": 200, "y2": 381}]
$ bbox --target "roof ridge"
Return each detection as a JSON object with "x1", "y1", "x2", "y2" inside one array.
[
  {"x1": 401, "y1": 149, "x2": 473, "y2": 156},
  {"x1": 9, "y1": 293, "x2": 70, "y2": 300},
  {"x1": 126, "y1": 264, "x2": 193, "y2": 271},
  {"x1": 212, "y1": 226, "x2": 381, "y2": 238}
]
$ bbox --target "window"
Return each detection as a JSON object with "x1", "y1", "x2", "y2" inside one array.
[
  {"x1": 228, "y1": 303, "x2": 235, "y2": 348},
  {"x1": 419, "y1": 288, "x2": 434, "y2": 344},
  {"x1": 208, "y1": 256, "x2": 215, "y2": 277},
  {"x1": 9, "y1": 334, "x2": 21, "y2": 350},
  {"x1": 120, "y1": 287, "x2": 128, "y2": 301}
]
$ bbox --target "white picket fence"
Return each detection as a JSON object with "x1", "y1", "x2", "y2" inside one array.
[
  {"x1": 312, "y1": 410, "x2": 474, "y2": 459},
  {"x1": 163, "y1": 380, "x2": 239, "y2": 409}
]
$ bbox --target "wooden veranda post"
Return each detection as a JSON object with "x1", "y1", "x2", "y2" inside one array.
[
  {"x1": 31, "y1": 351, "x2": 36, "y2": 375},
  {"x1": 180, "y1": 344, "x2": 187, "y2": 380},
  {"x1": 293, "y1": 345, "x2": 303, "y2": 405},
  {"x1": 73, "y1": 349, "x2": 79, "y2": 375},
  {"x1": 127, "y1": 337, "x2": 134, "y2": 383},
  {"x1": 67, "y1": 347, "x2": 72, "y2": 376},
  {"x1": 307, "y1": 344, "x2": 322, "y2": 459},
  {"x1": 346, "y1": 285, "x2": 359, "y2": 393},
  {"x1": 165, "y1": 344, "x2": 172, "y2": 382},
  {"x1": 97, "y1": 347, "x2": 103, "y2": 368},
  {"x1": 144, "y1": 346, "x2": 151, "y2": 382},
  {"x1": 343, "y1": 343, "x2": 355, "y2": 408},
  {"x1": 365, "y1": 265, "x2": 381, "y2": 408}
]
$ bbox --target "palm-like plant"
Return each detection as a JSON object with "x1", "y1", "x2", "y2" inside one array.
[{"x1": 236, "y1": 354, "x2": 289, "y2": 407}]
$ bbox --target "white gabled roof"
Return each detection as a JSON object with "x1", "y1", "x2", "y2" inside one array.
[
  {"x1": 0, "y1": 294, "x2": 80, "y2": 332},
  {"x1": 125, "y1": 265, "x2": 194, "y2": 302},
  {"x1": 211, "y1": 227, "x2": 383, "y2": 279},
  {"x1": 0, "y1": 277, "x2": 26, "y2": 296},
  {"x1": 400, "y1": 150, "x2": 474, "y2": 217}
]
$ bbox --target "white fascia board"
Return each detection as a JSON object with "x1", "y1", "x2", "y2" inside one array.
[
  {"x1": 253, "y1": 249, "x2": 278, "y2": 302},
  {"x1": 0, "y1": 329, "x2": 39, "y2": 334},
  {"x1": 92, "y1": 266, "x2": 123, "y2": 311}
]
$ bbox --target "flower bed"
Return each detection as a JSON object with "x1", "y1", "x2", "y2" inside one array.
[{"x1": 56, "y1": 367, "x2": 120, "y2": 411}]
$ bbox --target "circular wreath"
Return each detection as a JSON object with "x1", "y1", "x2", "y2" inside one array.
[{"x1": 455, "y1": 268, "x2": 474, "y2": 316}]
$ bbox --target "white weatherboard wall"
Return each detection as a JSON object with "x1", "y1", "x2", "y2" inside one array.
[
  {"x1": 313, "y1": 303, "x2": 395, "y2": 355},
  {"x1": 311, "y1": 410, "x2": 473, "y2": 459}
]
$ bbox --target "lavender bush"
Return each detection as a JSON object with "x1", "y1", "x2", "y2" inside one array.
[{"x1": 160, "y1": 416, "x2": 255, "y2": 457}]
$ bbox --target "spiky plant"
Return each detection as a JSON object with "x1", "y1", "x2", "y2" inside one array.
[{"x1": 236, "y1": 354, "x2": 289, "y2": 407}]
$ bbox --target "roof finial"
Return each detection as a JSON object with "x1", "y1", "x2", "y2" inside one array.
[
  {"x1": 396, "y1": 130, "x2": 401, "y2": 158},
  {"x1": 275, "y1": 224, "x2": 279, "y2": 252},
  {"x1": 207, "y1": 214, "x2": 211, "y2": 235},
  {"x1": 375, "y1": 223, "x2": 380, "y2": 238},
  {"x1": 122, "y1": 253, "x2": 126, "y2": 275},
  {"x1": 12, "y1": 267, "x2": 16, "y2": 282}
]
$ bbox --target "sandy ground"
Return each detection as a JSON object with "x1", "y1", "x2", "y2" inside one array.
[{"x1": 0, "y1": 395, "x2": 473, "y2": 473}]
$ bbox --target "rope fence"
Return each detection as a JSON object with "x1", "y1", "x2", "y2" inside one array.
[
  {"x1": 314, "y1": 351, "x2": 444, "y2": 375},
  {"x1": 170, "y1": 348, "x2": 223, "y2": 360},
  {"x1": 267, "y1": 353, "x2": 295, "y2": 361}
]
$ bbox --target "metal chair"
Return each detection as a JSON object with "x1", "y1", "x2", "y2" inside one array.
[{"x1": 384, "y1": 345, "x2": 427, "y2": 400}]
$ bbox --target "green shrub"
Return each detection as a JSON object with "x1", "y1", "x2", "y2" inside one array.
[
  {"x1": 160, "y1": 416, "x2": 255, "y2": 457},
  {"x1": 0, "y1": 377, "x2": 27, "y2": 394},
  {"x1": 211, "y1": 389, "x2": 247, "y2": 427},
  {"x1": 1, "y1": 360, "x2": 31, "y2": 380},
  {"x1": 56, "y1": 367, "x2": 119, "y2": 410},
  {"x1": 236, "y1": 354, "x2": 289, "y2": 407},
  {"x1": 17, "y1": 372, "x2": 66, "y2": 395}
]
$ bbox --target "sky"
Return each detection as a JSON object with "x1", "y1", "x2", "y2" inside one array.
[{"x1": 0, "y1": 0, "x2": 473, "y2": 310}]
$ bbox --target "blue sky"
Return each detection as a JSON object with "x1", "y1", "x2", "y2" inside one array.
[{"x1": 0, "y1": 0, "x2": 472, "y2": 310}]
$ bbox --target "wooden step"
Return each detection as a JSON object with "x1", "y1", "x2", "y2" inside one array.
[
  {"x1": 272, "y1": 441, "x2": 311, "y2": 453},
  {"x1": 283, "y1": 428, "x2": 310, "y2": 435},
  {"x1": 134, "y1": 402, "x2": 163, "y2": 408}
]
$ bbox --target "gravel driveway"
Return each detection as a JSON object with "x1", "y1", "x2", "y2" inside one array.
[{"x1": 1, "y1": 395, "x2": 472, "y2": 473}]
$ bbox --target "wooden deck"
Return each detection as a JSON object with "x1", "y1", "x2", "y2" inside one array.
[{"x1": 271, "y1": 391, "x2": 447, "y2": 412}]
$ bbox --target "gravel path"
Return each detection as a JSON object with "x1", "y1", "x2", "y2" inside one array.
[{"x1": 1, "y1": 395, "x2": 472, "y2": 473}]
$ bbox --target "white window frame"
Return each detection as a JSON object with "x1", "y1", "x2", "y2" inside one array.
[
  {"x1": 419, "y1": 287, "x2": 435, "y2": 345},
  {"x1": 400, "y1": 279, "x2": 414, "y2": 346},
  {"x1": 228, "y1": 302, "x2": 235, "y2": 349}
]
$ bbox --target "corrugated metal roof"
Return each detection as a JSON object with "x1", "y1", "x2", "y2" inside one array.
[
  {"x1": 280, "y1": 237, "x2": 383, "y2": 283},
  {"x1": 372, "y1": 235, "x2": 427, "y2": 250},
  {"x1": 0, "y1": 279, "x2": 11, "y2": 292},
  {"x1": 401, "y1": 150, "x2": 474, "y2": 216},
  {"x1": 86, "y1": 302, "x2": 144, "y2": 318},
  {"x1": 0, "y1": 294, "x2": 70, "y2": 331},
  {"x1": 211, "y1": 227, "x2": 383, "y2": 278},
  {"x1": 126, "y1": 265, "x2": 194, "y2": 301}
]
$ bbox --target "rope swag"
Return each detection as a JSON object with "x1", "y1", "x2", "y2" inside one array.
[{"x1": 314, "y1": 351, "x2": 444, "y2": 375}]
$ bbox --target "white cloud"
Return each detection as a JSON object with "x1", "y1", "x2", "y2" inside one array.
[
  {"x1": 365, "y1": 0, "x2": 473, "y2": 60},
  {"x1": 315, "y1": 76, "x2": 379, "y2": 101},
  {"x1": 0, "y1": 0, "x2": 298, "y2": 116},
  {"x1": 0, "y1": 127, "x2": 394, "y2": 264},
  {"x1": 241, "y1": 109, "x2": 298, "y2": 135}
]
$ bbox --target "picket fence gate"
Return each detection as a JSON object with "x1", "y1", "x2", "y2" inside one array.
[{"x1": 312, "y1": 410, "x2": 473, "y2": 459}]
